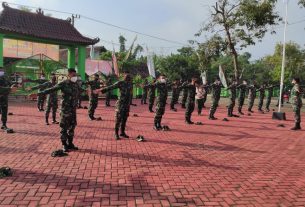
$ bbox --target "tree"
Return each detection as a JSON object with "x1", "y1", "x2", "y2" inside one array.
[
  {"x1": 299, "y1": 0, "x2": 305, "y2": 7},
  {"x1": 18, "y1": 6, "x2": 32, "y2": 12},
  {"x1": 198, "y1": 0, "x2": 281, "y2": 81},
  {"x1": 119, "y1": 35, "x2": 127, "y2": 52}
]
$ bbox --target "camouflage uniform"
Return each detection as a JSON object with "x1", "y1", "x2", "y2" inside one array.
[
  {"x1": 148, "y1": 84, "x2": 156, "y2": 112},
  {"x1": 247, "y1": 84, "x2": 257, "y2": 112},
  {"x1": 237, "y1": 84, "x2": 247, "y2": 113},
  {"x1": 265, "y1": 85, "x2": 278, "y2": 111},
  {"x1": 28, "y1": 79, "x2": 48, "y2": 111},
  {"x1": 76, "y1": 80, "x2": 86, "y2": 108},
  {"x1": 209, "y1": 83, "x2": 222, "y2": 119},
  {"x1": 141, "y1": 83, "x2": 149, "y2": 105},
  {"x1": 184, "y1": 84, "x2": 196, "y2": 123},
  {"x1": 227, "y1": 83, "x2": 237, "y2": 117},
  {"x1": 40, "y1": 79, "x2": 80, "y2": 148},
  {"x1": 0, "y1": 75, "x2": 12, "y2": 127},
  {"x1": 102, "y1": 81, "x2": 132, "y2": 137},
  {"x1": 32, "y1": 81, "x2": 58, "y2": 123},
  {"x1": 170, "y1": 83, "x2": 180, "y2": 110},
  {"x1": 154, "y1": 82, "x2": 169, "y2": 127},
  {"x1": 105, "y1": 79, "x2": 112, "y2": 106},
  {"x1": 87, "y1": 79, "x2": 101, "y2": 119},
  {"x1": 257, "y1": 86, "x2": 266, "y2": 111},
  {"x1": 291, "y1": 84, "x2": 302, "y2": 126},
  {"x1": 181, "y1": 87, "x2": 188, "y2": 108}
]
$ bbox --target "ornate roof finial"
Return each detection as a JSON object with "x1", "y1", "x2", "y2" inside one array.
[
  {"x1": 36, "y1": 8, "x2": 44, "y2": 15},
  {"x1": 66, "y1": 17, "x2": 72, "y2": 24},
  {"x1": 2, "y1": 2, "x2": 9, "y2": 8}
]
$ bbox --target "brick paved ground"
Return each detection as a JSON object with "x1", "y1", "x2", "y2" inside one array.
[{"x1": 0, "y1": 99, "x2": 305, "y2": 207}]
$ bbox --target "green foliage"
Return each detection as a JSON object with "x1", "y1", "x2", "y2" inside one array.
[{"x1": 299, "y1": 0, "x2": 305, "y2": 7}]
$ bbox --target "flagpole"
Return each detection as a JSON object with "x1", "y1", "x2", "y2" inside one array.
[{"x1": 278, "y1": 0, "x2": 288, "y2": 113}]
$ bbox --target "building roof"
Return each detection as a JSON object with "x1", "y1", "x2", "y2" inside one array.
[{"x1": 0, "y1": 3, "x2": 99, "y2": 46}]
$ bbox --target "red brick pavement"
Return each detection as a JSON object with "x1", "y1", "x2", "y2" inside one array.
[{"x1": 0, "y1": 99, "x2": 305, "y2": 207}]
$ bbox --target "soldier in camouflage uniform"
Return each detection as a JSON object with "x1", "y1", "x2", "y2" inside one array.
[
  {"x1": 154, "y1": 74, "x2": 170, "y2": 130},
  {"x1": 76, "y1": 76, "x2": 85, "y2": 109},
  {"x1": 0, "y1": 68, "x2": 17, "y2": 132},
  {"x1": 38, "y1": 68, "x2": 80, "y2": 152},
  {"x1": 87, "y1": 74, "x2": 101, "y2": 120},
  {"x1": 105, "y1": 77, "x2": 112, "y2": 107},
  {"x1": 184, "y1": 78, "x2": 199, "y2": 124},
  {"x1": 181, "y1": 80, "x2": 189, "y2": 109},
  {"x1": 170, "y1": 79, "x2": 180, "y2": 111},
  {"x1": 290, "y1": 77, "x2": 303, "y2": 130},
  {"x1": 30, "y1": 73, "x2": 59, "y2": 125},
  {"x1": 148, "y1": 79, "x2": 156, "y2": 113},
  {"x1": 209, "y1": 77, "x2": 222, "y2": 120},
  {"x1": 141, "y1": 79, "x2": 148, "y2": 105},
  {"x1": 237, "y1": 80, "x2": 248, "y2": 115},
  {"x1": 265, "y1": 84, "x2": 279, "y2": 112},
  {"x1": 227, "y1": 78, "x2": 238, "y2": 117},
  {"x1": 100, "y1": 72, "x2": 133, "y2": 140},
  {"x1": 247, "y1": 80, "x2": 258, "y2": 113},
  {"x1": 28, "y1": 75, "x2": 48, "y2": 111},
  {"x1": 257, "y1": 83, "x2": 266, "y2": 113}
]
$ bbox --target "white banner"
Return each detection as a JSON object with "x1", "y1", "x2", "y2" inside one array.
[
  {"x1": 219, "y1": 65, "x2": 228, "y2": 88},
  {"x1": 146, "y1": 47, "x2": 156, "y2": 78},
  {"x1": 201, "y1": 71, "x2": 207, "y2": 85}
]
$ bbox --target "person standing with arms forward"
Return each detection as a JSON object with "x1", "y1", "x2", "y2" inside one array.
[
  {"x1": 257, "y1": 83, "x2": 266, "y2": 113},
  {"x1": 141, "y1": 79, "x2": 149, "y2": 105},
  {"x1": 87, "y1": 74, "x2": 101, "y2": 121},
  {"x1": 153, "y1": 74, "x2": 169, "y2": 130},
  {"x1": 0, "y1": 68, "x2": 17, "y2": 133},
  {"x1": 209, "y1": 76, "x2": 222, "y2": 120},
  {"x1": 290, "y1": 77, "x2": 303, "y2": 130},
  {"x1": 98, "y1": 72, "x2": 132, "y2": 140},
  {"x1": 29, "y1": 73, "x2": 59, "y2": 125},
  {"x1": 170, "y1": 79, "x2": 180, "y2": 112},
  {"x1": 247, "y1": 80, "x2": 258, "y2": 113},
  {"x1": 265, "y1": 83, "x2": 279, "y2": 112},
  {"x1": 196, "y1": 84, "x2": 206, "y2": 116},
  {"x1": 38, "y1": 68, "x2": 80, "y2": 152},
  {"x1": 227, "y1": 78, "x2": 238, "y2": 117},
  {"x1": 148, "y1": 79, "x2": 156, "y2": 113},
  {"x1": 184, "y1": 78, "x2": 199, "y2": 124},
  {"x1": 237, "y1": 80, "x2": 248, "y2": 115}
]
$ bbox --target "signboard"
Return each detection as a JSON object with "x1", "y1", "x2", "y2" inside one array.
[
  {"x1": 85, "y1": 60, "x2": 113, "y2": 76},
  {"x1": 3, "y1": 39, "x2": 59, "y2": 60}
]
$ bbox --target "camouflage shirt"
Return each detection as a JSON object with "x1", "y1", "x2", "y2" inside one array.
[
  {"x1": 32, "y1": 81, "x2": 58, "y2": 102},
  {"x1": 155, "y1": 82, "x2": 169, "y2": 107},
  {"x1": 185, "y1": 84, "x2": 196, "y2": 104},
  {"x1": 0, "y1": 75, "x2": 12, "y2": 97},
  {"x1": 238, "y1": 84, "x2": 247, "y2": 99},
  {"x1": 102, "y1": 80, "x2": 132, "y2": 112},
  {"x1": 248, "y1": 85, "x2": 258, "y2": 99},
  {"x1": 227, "y1": 83, "x2": 237, "y2": 100},
  {"x1": 87, "y1": 80, "x2": 101, "y2": 96},
  {"x1": 291, "y1": 84, "x2": 302, "y2": 107},
  {"x1": 210, "y1": 83, "x2": 222, "y2": 101}
]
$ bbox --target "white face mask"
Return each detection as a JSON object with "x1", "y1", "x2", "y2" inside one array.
[
  {"x1": 70, "y1": 77, "x2": 78, "y2": 83},
  {"x1": 40, "y1": 76, "x2": 45, "y2": 80},
  {"x1": 0, "y1": 71, "x2": 4, "y2": 77},
  {"x1": 160, "y1": 79, "x2": 166, "y2": 83}
]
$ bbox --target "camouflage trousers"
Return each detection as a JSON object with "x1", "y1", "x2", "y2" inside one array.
[
  {"x1": 148, "y1": 96, "x2": 155, "y2": 111},
  {"x1": 77, "y1": 95, "x2": 82, "y2": 108},
  {"x1": 228, "y1": 98, "x2": 236, "y2": 115},
  {"x1": 0, "y1": 95, "x2": 8, "y2": 125},
  {"x1": 185, "y1": 102, "x2": 195, "y2": 121},
  {"x1": 265, "y1": 97, "x2": 272, "y2": 110},
  {"x1": 115, "y1": 110, "x2": 129, "y2": 134},
  {"x1": 258, "y1": 97, "x2": 264, "y2": 110},
  {"x1": 181, "y1": 93, "x2": 187, "y2": 107},
  {"x1": 60, "y1": 111, "x2": 77, "y2": 145},
  {"x1": 37, "y1": 94, "x2": 46, "y2": 110},
  {"x1": 293, "y1": 105, "x2": 301, "y2": 123},
  {"x1": 209, "y1": 99, "x2": 219, "y2": 118},
  {"x1": 170, "y1": 94, "x2": 178, "y2": 109},
  {"x1": 105, "y1": 92, "x2": 111, "y2": 106},
  {"x1": 154, "y1": 104, "x2": 165, "y2": 125},
  {"x1": 197, "y1": 98, "x2": 204, "y2": 115},
  {"x1": 141, "y1": 91, "x2": 147, "y2": 104},
  {"x1": 248, "y1": 97, "x2": 256, "y2": 111},
  {"x1": 238, "y1": 97, "x2": 245, "y2": 112},
  {"x1": 202, "y1": 95, "x2": 207, "y2": 107},
  {"x1": 88, "y1": 95, "x2": 98, "y2": 117},
  {"x1": 46, "y1": 98, "x2": 58, "y2": 121}
]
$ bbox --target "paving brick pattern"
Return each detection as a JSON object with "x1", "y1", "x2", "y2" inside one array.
[{"x1": 0, "y1": 99, "x2": 305, "y2": 207}]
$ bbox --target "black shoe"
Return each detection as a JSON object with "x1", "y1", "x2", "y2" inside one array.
[
  {"x1": 154, "y1": 124, "x2": 161, "y2": 131},
  {"x1": 228, "y1": 114, "x2": 233, "y2": 117},
  {"x1": 149, "y1": 110, "x2": 154, "y2": 113},
  {"x1": 209, "y1": 117, "x2": 217, "y2": 120},
  {"x1": 62, "y1": 145, "x2": 69, "y2": 153},
  {"x1": 185, "y1": 120, "x2": 194, "y2": 125},
  {"x1": 41, "y1": 109, "x2": 45, "y2": 112},
  {"x1": 67, "y1": 143, "x2": 79, "y2": 150},
  {"x1": 115, "y1": 134, "x2": 121, "y2": 140},
  {"x1": 46, "y1": 122, "x2": 50, "y2": 125},
  {"x1": 238, "y1": 111, "x2": 244, "y2": 115},
  {"x1": 52, "y1": 120, "x2": 59, "y2": 124},
  {"x1": 120, "y1": 133, "x2": 129, "y2": 138},
  {"x1": 1, "y1": 125, "x2": 7, "y2": 130},
  {"x1": 89, "y1": 116, "x2": 96, "y2": 121}
]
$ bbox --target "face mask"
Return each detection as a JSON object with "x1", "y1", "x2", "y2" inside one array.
[
  {"x1": 0, "y1": 71, "x2": 4, "y2": 77},
  {"x1": 70, "y1": 77, "x2": 77, "y2": 83},
  {"x1": 160, "y1": 79, "x2": 166, "y2": 83},
  {"x1": 40, "y1": 76, "x2": 45, "y2": 80}
]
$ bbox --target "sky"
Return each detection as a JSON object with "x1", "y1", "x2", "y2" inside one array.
[{"x1": 1, "y1": 0, "x2": 305, "y2": 60}]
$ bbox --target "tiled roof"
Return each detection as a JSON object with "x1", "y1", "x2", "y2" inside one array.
[{"x1": 0, "y1": 3, "x2": 99, "y2": 45}]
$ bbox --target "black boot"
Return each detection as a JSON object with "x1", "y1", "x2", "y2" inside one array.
[
  {"x1": 45, "y1": 113, "x2": 50, "y2": 125},
  {"x1": 154, "y1": 121, "x2": 160, "y2": 131},
  {"x1": 67, "y1": 137, "x2": 79, "y2": 150},
  {"x1": 62, "y1": 140, "x2": 69, "y2": 153},
  {"x1": 291, "y1": 123, "x2": 301, "y2": 130},
  {"x1": 52, "y1": 112, "x2": 59, "y2": 124},
  {"x1": 115, "y1": 128, "x2": 120, "y2": 140},
  {"x1": 120, "y1": 122, "x2": 129, "y2": 138},
  {"x1": 89, "y1": 114, "x2": 96, "y2": 121}
]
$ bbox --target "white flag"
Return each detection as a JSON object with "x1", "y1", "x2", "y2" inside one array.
[
  {"x1": 146, "y1": 47, "x2": 156, "y2": 78},
  {"x1": 219, "y1": 65, "x2": 228, "y2": 88},
  {"x1": 201, "y1": 71, "x2": 207, "y2": 85}
]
